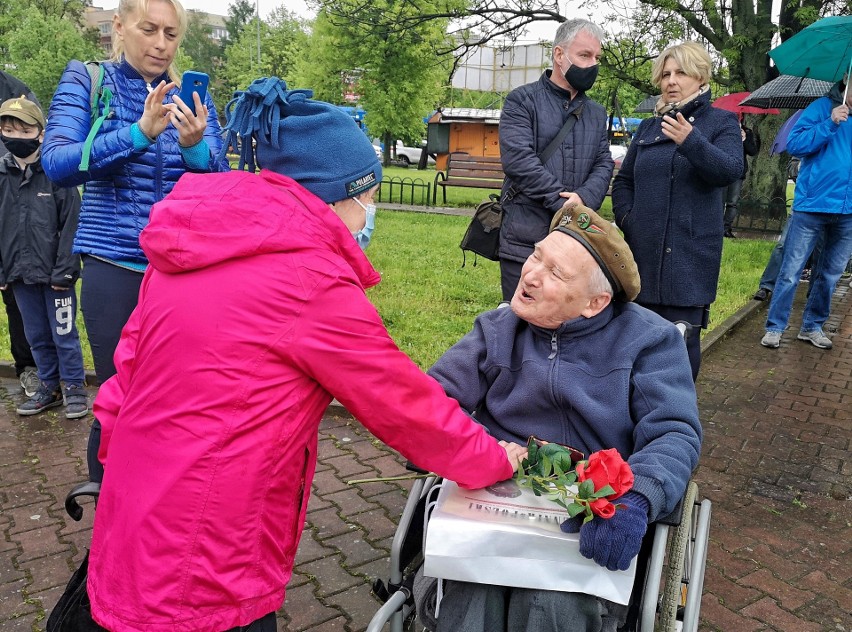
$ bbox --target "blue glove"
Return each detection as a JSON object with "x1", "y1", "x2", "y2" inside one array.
[{"x1": 560, "y1": 491, "x2": 650, "y2": 571}]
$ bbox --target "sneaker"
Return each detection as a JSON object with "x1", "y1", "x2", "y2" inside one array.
[
  {"x1": 17, "y1": 384, "x2": 63, "y2": 416},
  {"x1": 19, "y1": 367, "x2": 40, "y2": 398},
  {"x1": 63, "y1": 384, "x2": 89, "y2": 419},
  {"x1": 752, "y1": 288, "x2": 771, "y2": 301},
  {"x1": 761, "y1": 331, "x2": 782, "y2": 348},
  {"x1": 797, "y1": 329, "x2": 832, "y2": 349},
  {"x1": 800, "y1": 268, "x2": 811, "y2": 283},
  {"x1": 724, "y1": 229, "x2": 736, "y2": 238}
]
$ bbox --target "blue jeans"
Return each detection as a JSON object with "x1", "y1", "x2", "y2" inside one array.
[
  {"x1": 758, "y1": 216, "x2": 826, "y2": 292},
  {"x1": 11, "y1": 283, "x2": 85, "y2": 388},
  {"x1": 765, "y1": 211, "x2": 852, "y2": 333}
]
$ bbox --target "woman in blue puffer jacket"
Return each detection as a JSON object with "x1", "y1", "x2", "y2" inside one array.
[{"x1": 42, "y1": 0, "x2": 228, "y2": 482}]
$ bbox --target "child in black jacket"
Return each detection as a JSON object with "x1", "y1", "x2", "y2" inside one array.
[{"x1": 0, "y1": 96, "x2": 87, "y2": 418}]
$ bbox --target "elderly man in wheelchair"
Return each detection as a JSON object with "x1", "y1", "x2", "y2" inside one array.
[{"x1": 421, "y1": 205, "x2": 703, "y2": 632}]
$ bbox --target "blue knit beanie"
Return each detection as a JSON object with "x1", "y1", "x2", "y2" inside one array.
[{"x1": 220, "y1": 77, "x2": 382, "y2": 203}]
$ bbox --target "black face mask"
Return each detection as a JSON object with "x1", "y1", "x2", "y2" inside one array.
[
  {"x1": 1, "y1": 135, "x2": 41, "y2": 160},
  {"x1": 563, "y1": 62, "x2": 599, "y2": 93}
]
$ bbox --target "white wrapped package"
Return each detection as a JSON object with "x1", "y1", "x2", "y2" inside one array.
[{"x1": 423, "y1": 479, "x2": 637, "y2": 604}]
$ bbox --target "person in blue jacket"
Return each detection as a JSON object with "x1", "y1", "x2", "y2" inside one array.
[
  {"x1": 41, "y1": 0, "x2": 228, "y2": 482},
  {"x1": 612, "y1": 42, "x2": 743, "y2": 381},
  {"x1": 760, "y1": 78, "x2": 852, "y2": 350},
  {"x1": 429, "y1": 205, "x2": 701, "y2": 632}
]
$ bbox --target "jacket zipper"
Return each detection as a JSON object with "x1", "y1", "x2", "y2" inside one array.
[{"x1": 548, "y1": 331, "x2": 558, "y2": 360}]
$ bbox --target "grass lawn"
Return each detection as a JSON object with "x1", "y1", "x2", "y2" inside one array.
[
  {"x1": 366, "y1": 209, "x2": 775, "y2": 369},
  {"x1": 0, "y1": 187, "x2": 776, "y2": 373}
]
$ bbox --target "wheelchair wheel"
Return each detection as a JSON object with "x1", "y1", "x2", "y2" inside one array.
[{"x1": 658, "y1": 481, "x2": 698, "y2": 631}]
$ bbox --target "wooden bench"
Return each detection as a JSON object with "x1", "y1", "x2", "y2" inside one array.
[{"x1": 433, "y1": 153, "x2": 505, "y2": 205}]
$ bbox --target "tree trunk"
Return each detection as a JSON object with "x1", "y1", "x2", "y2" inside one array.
[{"x1": 740, "y1": 113, "x2": 792, "y2": 233}]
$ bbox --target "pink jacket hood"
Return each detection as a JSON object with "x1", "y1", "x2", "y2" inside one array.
[{"x1": 141, "y1": 169, "x2": 381, "y2": 287}]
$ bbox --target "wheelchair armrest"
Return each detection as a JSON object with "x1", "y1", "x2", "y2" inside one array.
[
  {"x1": 654, "y1": 494, "x2": 686, "y2": 527},
  {"x1": 64, "y1": 481, "x2": 101, "y2": 521}
]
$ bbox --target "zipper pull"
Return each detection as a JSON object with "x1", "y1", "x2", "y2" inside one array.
[{"x1": 548, "y1": 331, "x2": 558, "y2": 360}]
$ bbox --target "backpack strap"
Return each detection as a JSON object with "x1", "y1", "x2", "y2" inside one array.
[{"x1": 79, "y1": 61, "x2": 113, "y2": 172}]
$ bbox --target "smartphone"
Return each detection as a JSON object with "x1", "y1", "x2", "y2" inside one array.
[{"x1": 178, "y1": 71, "x2": 209, "y2": 115}]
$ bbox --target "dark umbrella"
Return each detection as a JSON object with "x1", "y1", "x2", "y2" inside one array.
[
  {"x1": 739, "y1": 75, "x2": 832, "y2": 109},
  {"x1": 770, "y1": 109, "x2": 805, "y2": 156},
  {"x1": 634, "y1": 95, "x2": 658, "y2": 114}
]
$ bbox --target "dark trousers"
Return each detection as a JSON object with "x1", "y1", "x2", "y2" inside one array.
[
  {"x1": 2, "y1": 287, "x2": 36, "y2": 375},
  {"x1": 499, "y1": 258, "x2": 524, "y2": 302},
  {"x1": 636, "y1": 303, "x2": 708, "y2": 382},
  {"x1": 11, "y1": 283, "x2": 86, "y2": 389},
  {"x1": 225, "y1": 612, "x2": 277, "y2": 631},
  {"x1": 437, "y1": 581, "x2": 628, "y2": 632},
  {"x1": 80, "y1": 256, "x2": 144, "y2": 483},
  {"x1": 723, "y1": 179, "x2": 744, "y2": 231}
]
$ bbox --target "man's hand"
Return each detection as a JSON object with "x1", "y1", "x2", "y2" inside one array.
[
  {"x1": 498, "y1": 439, "x2": 528, "y2": 473},
  {"x1": 561, "y1": 490, "x2": 649, "y2": 571},
  {"x1": 660, "y1": 111, "x2": 693, "y2": 146},
  {"x1": 558, "y1": 191, "x2": 584, "y2": 212},
  {"x1": 831, "y1": 104, "x2": 849, "y2": 125}
]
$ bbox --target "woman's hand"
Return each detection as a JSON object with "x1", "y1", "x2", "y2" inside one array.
[
  {"x1": 137, "y1": 80, "x2": 176, "y2": 141},
  {"x1": 499, "y1": 440, "x2": 528, "y2": 473},
  {"x1": 660, "y1": 111, "x2": 693, "y2": 145},
  {"x1": 168, "y1": 93, "x2": 209, "y2": 148}
]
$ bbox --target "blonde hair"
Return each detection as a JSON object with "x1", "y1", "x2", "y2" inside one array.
[
  {"x1": 651, "y1": 42, "x2": 712, "y2": 88},
  {"x1": 111, "y1": 0, "x2": 187, "y2": 83}
]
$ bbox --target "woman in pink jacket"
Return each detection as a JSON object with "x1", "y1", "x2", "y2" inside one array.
[{"x1": 83, "y1": 78, "x2": 525, "y2": 631}]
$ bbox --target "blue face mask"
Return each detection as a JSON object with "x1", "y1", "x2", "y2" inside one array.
[{"x1": 352, "y1": 198, "x2": 376, "y2": 250}]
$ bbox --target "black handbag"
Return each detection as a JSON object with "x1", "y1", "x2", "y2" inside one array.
[
  {"x1": 46, "y1": 482, "x2": 105, "y2": 632},
  {"x1": 459, "y1": 105, "x2": 584, "y2": 264},
  {"x1": 460, "y1": 194, "x2": 504, "y2": 262}
]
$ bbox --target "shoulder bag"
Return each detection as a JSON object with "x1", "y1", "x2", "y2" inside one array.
[{"x1": 460, "y1": 104, "x2": 584, "y2": 263}]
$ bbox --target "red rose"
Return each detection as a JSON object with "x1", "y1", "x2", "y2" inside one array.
[
  {"x1": 575, "y1": 448, "x2": 634, "y2": 500},
  {"x1": 588, "y1": 497, "x2": 616, "y2": 519}
]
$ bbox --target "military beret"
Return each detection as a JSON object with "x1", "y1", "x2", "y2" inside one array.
[{"x1": 549, "y1": 205, "x2": 641, "y2": 302}]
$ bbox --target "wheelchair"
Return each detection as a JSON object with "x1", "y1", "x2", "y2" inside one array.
[{"x1": 366, "y1": 470, "x2": 711, "y2": 632}]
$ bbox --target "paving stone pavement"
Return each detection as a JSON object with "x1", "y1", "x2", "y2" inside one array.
[{"x1": 0, "y1": 281, "x2": 849, "y2": 632}]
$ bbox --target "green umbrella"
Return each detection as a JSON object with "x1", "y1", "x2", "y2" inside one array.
[{"x1": 769, "y1": 16, "x2": 852, "y2": 83}]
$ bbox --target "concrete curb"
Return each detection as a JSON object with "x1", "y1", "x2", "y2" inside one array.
[{"x1": 701, "y1": 296, "x2": 766, "y2": 357}]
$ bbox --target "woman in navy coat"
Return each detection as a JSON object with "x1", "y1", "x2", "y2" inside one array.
[{"x1": 612, "y1": 42, "x2": 743, "y2": 380}]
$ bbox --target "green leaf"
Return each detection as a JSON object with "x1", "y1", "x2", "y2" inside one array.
[
  {"x1": 551, "y1": 452, "x2": 574, "y2": 473},
  {"x1": 578, "y1": 479, "x2": 595, "y2": 498},
  {"x1": 593, "y1": 484, "x2": 616, "y2": 498},
  {"x1": 566, "y1": 503, "x2": 586, "y2": 517}
]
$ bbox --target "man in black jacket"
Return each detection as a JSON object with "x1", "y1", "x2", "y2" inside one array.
[
  {"x1": 723, "y1": 122, "x2": 759, "y2": 238},
  {"x1": 0, "y1": 71, "x2": 39, "y2": 396},
  {"x1": 497, "y1": 19, "x2": 614, "y2": 302}
]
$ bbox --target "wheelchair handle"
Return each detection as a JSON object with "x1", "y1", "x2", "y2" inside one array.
[{"x1": 64, "y1": 481, "x2": 101, "y2": 521}]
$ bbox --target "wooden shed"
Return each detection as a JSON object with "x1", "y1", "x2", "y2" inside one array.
[{"x1": 427, "y1": 108, "x2": 501, "y2": 171}]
